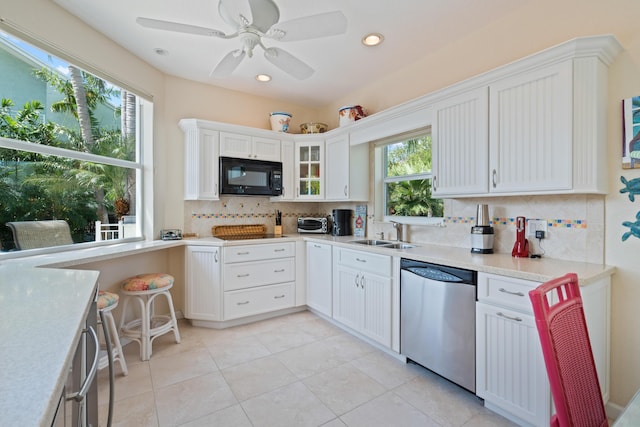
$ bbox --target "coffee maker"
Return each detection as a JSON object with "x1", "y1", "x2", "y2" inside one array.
[
  {"x1": 471, "y1": 204, "x2": 494, "y2": 254},
  {"x1": 331, "y1": 209, "x2": 352, "y2": 236}
]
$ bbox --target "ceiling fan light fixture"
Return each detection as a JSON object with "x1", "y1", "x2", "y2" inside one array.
[
  {"x1": 362, "y1": 33, "x2": 384, "y2": 47},
  {"x1": 256, "y1": 74, "x2": 272, "y2": 82}
]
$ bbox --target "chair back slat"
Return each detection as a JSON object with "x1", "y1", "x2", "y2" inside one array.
[{"x1": 529, "y1": 273, "x2": 608, "y2": 427}]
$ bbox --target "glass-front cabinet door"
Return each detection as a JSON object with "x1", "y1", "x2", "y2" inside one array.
[{"x1": 295, "y1": 140, "x2": 324, "y2": 199}]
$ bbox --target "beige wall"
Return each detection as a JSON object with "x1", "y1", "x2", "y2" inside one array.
[{"x1": 5, "y1": 0, "x2": 640, "y2": 409}]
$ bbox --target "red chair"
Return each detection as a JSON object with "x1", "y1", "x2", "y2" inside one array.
[{"x1": 529, "y1": 273, "x2": 608, "y2": 427}]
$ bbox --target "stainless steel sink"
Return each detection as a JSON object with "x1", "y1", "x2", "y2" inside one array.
[
  {"x1": 348, "y1": 239, "x2": 416, "y2": 249},
  {"x1": 384, "y1": 243, "x2": 416, "y2": 249},
  {"x1": 349, "y1": 239, "x2": 394, "y2": 246}
]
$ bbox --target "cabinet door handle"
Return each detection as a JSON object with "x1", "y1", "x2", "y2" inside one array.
[
  {"x1": 237, "y1": 251, "x2": 250, "y2": 255},
  {"x1": 355, "y1": 257, "x2": 367, "y2": 263},
  {"x1": 497, "y1": 312, "x2": 522, "y2": 322},
  {"x1": 237, "y1": 301, "x2": 250, "y2": 305},
  {"x1": 499, "y1": 287, "x2": 524, "y2": 297},
  {"x1": 355, "y1": 274, "x2": 360, "y2": 288},
  {"x1": 237, "y1": 273, "x2": 250, "y2": 278},
  {"x1": 492, "y1": 169, "x2": 497, "y2": 188},
  {"x1": 68, "y1": 326, "x2": 99, "y2": 403},
  {"x1": 274, "y1": 294, "x2": 286, "y2": 299},
  {"x1": 274, "y1": 269, "x2": 285, "y2": 273},
  {"x1": 214, "y1": 249, "x2": 218, "y2": 263},
  {"x1": 344, "y1": 185, "x2": 348, "y2": 196},
  {"x1": 433, "y1": 176, "x2": 437, "y2": 192},
  {"x1": 360, "y1": 276, "x2": 365, "y2": 289}
]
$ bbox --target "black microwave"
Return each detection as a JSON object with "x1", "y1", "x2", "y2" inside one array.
[{"x1": 219, "y1": 156, "x2": 283, "y2": 196}]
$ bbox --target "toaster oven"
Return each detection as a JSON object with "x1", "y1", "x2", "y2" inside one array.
[{"x1": 297, "y1": 217, "x2": 329, "y2": 234}]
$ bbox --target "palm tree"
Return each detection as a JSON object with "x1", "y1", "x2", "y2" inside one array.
[{"x1": 34, "y1": 66, "x2": 119, "y2": 222}]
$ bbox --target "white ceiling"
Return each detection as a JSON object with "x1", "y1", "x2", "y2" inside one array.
[{"x1": 53, "y1": 0, "x2": 525, "y2": 107}]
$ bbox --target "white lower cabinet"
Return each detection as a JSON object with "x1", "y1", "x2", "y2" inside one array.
[
  {"x1": 333, "y1": 248, "x2": 392, "y2": 347},
  {"x1": 306, "y1": 242, "x2": 332, "y2": 317},
  {"x1": 185, "y1": 246, "x2": 221, "y2": 321},
  {"x1": 476, "y1": 302, "x2": 549, "y2": 426},
  {"x1": 476, "y1": 272, "x2": 611, "y2": 427},
  {"x1": 222, "y1": 242, "x2": 296, "y2": 320}
]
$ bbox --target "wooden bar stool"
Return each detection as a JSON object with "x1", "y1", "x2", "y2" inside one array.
[
  {"x1": 97, "y1": 291, "x2": 128, "y2": 375},
  {"x1": 118, "y1": 273, "x2": 181, "y2": 361}
]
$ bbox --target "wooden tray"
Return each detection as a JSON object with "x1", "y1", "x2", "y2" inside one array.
[{"x1": 212, "y1": 224, "x2": 266, "y2": 237}]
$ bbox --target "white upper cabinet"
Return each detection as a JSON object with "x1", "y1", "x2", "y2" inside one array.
[
  {"x1": 430, "y1": 35, "x2": 621, "y2": 197},
  {"x1": 432, "y1": 87, "x2": 489, "y2": 197},
  {"x1": 489, "y1": 61, "x2": 572, "y2": 194},
  {"x1": 276, "y1": 139, "x2": 295, "y2": 201},
  {"x1": 294, "y1": 139, "x2": 325, "y2": 200},
  {"x1": 325, "y1": 133, "x2": 369, "y2": 201},
  {"x1": 220, "y1": 132, "x2": 281, "y2": 161},
  {"x1": 180, "y1": 121, "x2": 220, "y2": 200}
]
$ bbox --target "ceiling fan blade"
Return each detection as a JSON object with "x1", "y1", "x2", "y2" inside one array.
[
  {"x1": 136, "y1": 17, "x2": 226, "y2": 37},
  {"x1": 266, "y1": 11, "x2": 347, "y2": 42},
  {"x1": 210, "y1": 50, "x2": 246, "y2": 77},
  {"x1": 247, "y1": 0, "x2": 280, "y2": 33},
  {"x1": 264, "y1": 47, "x2": 314, "y2": 80}
]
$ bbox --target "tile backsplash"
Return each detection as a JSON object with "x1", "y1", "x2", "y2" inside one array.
[{"x1": 185, "y1": 194, "x2": 604, "y2": 264}]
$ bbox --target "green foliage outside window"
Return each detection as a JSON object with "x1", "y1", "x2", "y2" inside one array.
[{"x1": 384, "y1": 135, "x2": 443, "y2": 217}]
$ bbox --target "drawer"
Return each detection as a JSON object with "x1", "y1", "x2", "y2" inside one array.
[
  {"x1": 335, "y1": 248, "x2": 392, "y2": 277},
  {"x1": 223, "y1": 258, "x2": 295, "y2": 291},
  {"x1": 478, "y1": 272, "x2": 540, "y2": 313},
  {"x1": 224, "y1": 242, "x2": 295, "y2": 263},
  {"x1": 224, "y1": 282, "x2": 294, "y2": 320}
]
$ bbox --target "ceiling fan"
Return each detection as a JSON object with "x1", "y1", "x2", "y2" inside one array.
[{"x1": 136, "y1": 0, "x2": 348, "y2": 80}]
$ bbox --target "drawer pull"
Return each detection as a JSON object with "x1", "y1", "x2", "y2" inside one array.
[
  {"x1": 237, "y1": 251, "x2": 250, "y2": 255},
  {"x1": 274, "y1": 269, "x2": 285, "y2": 273},
  {"x1": 237, "y1": 301, "x2": 250, "y2": 305},
  {"x1": 497, "y1": 312, "x2": 522, "y2": 322},
  {"x1": 274, "y1": 294, "x2": 286, "y2": 299},
  {"x1": 274, "y1": 248, "x2": 285, "y2": 252},
  {"x1": 499, "y1": 287, "x2": 525, "y2": 297},
  {"x1": 355, "y1": 257, "x2": 367, "y2": 263},
  {"x1": 237, "y1": 273, "x2": 250, "y2": 278}
]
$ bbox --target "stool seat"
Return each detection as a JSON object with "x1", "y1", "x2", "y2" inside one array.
[
  {"x1": 97, "y1": 290, "x2": 119, "y2": 310},
  {"x1": 97, "y1": 291, "x2": 128, "y2": 376},
  {"x1": 119, "y1": 273, "x2": 180, "y2": 361},
  {"x1": 120, "y1": 273, "x2": 173, "y2": 292}
]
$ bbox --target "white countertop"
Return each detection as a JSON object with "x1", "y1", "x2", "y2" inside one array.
[
  {"x1": 0, "y1": 264, "x2": 100, "y2": 426},
  {"x1": 301, "y1": 235, "x2": 616, "y2": 284}
]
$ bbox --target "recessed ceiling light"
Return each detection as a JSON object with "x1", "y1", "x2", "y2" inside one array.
[
  {"x1": 256, "y1": 74, "x2": 272, "y2": 82},
  {"x1": 154, "y1": 48, "x2": 169, "y2": 56},
  {"x1": 362, "y1": 33, "x2": 384, "y2": 47}
]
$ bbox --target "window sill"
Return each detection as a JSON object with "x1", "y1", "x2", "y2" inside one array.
[{"x1": 383, "y1": 215, "x2": 445, "y2": 227}]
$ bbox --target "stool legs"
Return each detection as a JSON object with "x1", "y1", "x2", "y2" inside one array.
[
  {"x1": 101, "y1": 308, "x2": 128, "y2": 375},
  {"x1": 120, "y1": 288, "x2": 181, "y2": 361}
]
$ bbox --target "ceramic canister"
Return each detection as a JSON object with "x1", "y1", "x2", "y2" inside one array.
[
  {"x1": 338, "y1": 105, "x2": 366, "y2": 126},
  {"x1": 269, "y1": 112, "x2": 292, "y2": 132}
]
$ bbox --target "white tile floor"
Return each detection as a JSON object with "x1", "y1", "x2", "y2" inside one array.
[{"x1": 97, "y1": 310, "x2": 518, "y2": 427}]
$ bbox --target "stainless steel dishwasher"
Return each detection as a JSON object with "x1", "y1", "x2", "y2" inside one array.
[{"x1": 400, "y1": 258, "x2": 477, "y2": 392}]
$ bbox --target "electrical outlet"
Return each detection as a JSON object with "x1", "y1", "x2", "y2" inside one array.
[{"x1": 528, "y1": 219, "x2": 548, "y2": 238}]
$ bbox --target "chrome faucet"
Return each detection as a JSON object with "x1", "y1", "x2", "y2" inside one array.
[{"x1": 391, "y1": 221, "x2": 405, "y2": 242}]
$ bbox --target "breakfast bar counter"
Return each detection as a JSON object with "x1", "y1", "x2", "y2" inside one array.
[{"x1": 0, "y1": 264, "x2": 100, "y2": 426}]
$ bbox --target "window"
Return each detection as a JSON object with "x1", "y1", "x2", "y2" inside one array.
[
  {"x1": 375, "y1": 129, "x2": 443, "y2": 224},
  {"x1": 0, "y1": 30, "x2": 148, "y2": 253}
]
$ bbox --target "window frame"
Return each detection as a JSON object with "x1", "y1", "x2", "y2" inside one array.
[
  {"x1": 0, "y1": 26, "x2": 151, "y2": 258},
  {"x1": 374, "y1": 128, "x2": 444, "y2": 226}
]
